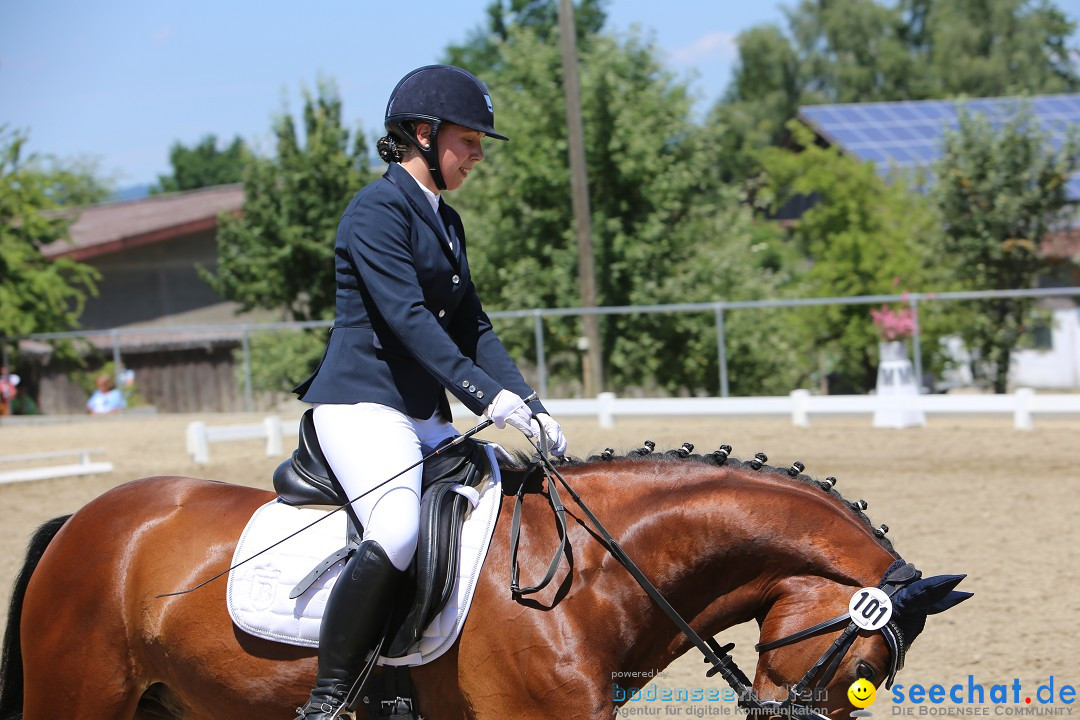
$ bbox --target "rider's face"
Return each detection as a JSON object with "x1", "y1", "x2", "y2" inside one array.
[{"x1": 437, "y1": 124, "x2": 485, "y2": 192}]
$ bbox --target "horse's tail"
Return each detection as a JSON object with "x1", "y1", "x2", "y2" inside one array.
[{"x1": 0, "y1": 515, "x2": 71, "y2": 720}]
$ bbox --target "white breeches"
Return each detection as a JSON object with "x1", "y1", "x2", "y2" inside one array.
[{"x1": 312, "y1": 402, "x2": 459, "y2": 571}]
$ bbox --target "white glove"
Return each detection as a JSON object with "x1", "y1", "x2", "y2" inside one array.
[
  {"x1": 483, "y1": 389, "x2": 538, "y2": 439},
  {"x1": 535, "y1": 413, "x2": 567, "y2": 456}
]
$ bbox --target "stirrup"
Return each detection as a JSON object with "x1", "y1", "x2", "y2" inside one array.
[
  {"x1": 295, "y1": 707, "x2": 355, "y2": 720},
  {"x1": 376, "y1": 697, "x2": 415, "y2": 719}
]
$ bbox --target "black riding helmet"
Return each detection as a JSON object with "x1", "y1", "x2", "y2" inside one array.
[{"x1": 384, "y1": 65, "x2": 509, "y2": 190}]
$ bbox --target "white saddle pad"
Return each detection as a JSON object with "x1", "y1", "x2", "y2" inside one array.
[{"x1": 227, "y1": 444, "x2": 502, "y2": 667}]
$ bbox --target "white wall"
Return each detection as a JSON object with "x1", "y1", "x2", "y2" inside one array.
[{"x1": 1011, "y1": 308, "x2": 1080, "y2": 389}]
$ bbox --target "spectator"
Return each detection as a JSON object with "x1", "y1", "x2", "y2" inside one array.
[
  {"x1": 87, "y1": 374, "x2": 126, "y2": 415},
  {"x1": 0, "y1": 366, "x2": 19, "y2": 417}
]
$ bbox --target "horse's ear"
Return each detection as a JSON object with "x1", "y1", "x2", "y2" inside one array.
[{"x1": 893, "y1": 574, "x2": 972, "y2": 617}]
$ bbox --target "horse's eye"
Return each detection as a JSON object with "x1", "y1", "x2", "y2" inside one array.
[{"x1": 856, "y1": 662, "x2": 875, "y2": 680}]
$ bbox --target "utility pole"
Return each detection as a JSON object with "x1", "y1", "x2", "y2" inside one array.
[{"x1": 557, "y1": 0, "x2": 603, "y2": 398}]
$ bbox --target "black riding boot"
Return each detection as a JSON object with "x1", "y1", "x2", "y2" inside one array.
[{"x1": 297, "y1": 540, "x2": 404, "y2": 719}]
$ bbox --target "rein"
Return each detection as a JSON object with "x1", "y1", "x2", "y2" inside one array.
[
  {"x1": 511, "y1": 442, "x2": 756, "y2": 711},
  {"x1": 511, "y1": 438, "x2": 918, "y2": 718}
]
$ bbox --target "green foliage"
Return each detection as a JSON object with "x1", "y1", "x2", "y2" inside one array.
[
  {"x1": 933, "y1": 105, "x2": 1080, "y2": 392},
  {"x1": 758, "y1": 122, "x2": 944, "y2": 392},
  {"x1": 451, "y1": 28, "x2": 809, "y2": 394},
  {"x1": 206, "y1": 81, "x2": 376, "y2": 323},
  {"x1": 0, "y1": 126, "x2": 103, "y2": 346},
  {"x1": 153, "y1": 134, "x2": 248, "y2": 194},
  {"x1": 443, "y1": 0, "x2": 607, "y2": 71},
  {"x1": 904, "y1": 0, "x2": 1079, "y2": 98},
  {"x1": 237, "y1": 328, "x2": 328, "y2": 394},
  {"x1": 708, "y1": 26, "x2": 805, "y2": 183},
  {"x1": 785, "y1": 0, "x2": 917, "y2": 104}
]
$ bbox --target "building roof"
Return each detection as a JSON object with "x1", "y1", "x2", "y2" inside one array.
[
  {"x1": 42, "y1": 183, "x2": 245, "y2": 261},
  {"x1": 17, "y1": 328, "x2": 246, "y2": 358},
  {"x1": 797, "y1": 93, "x2": 1080, "y2": 200}
]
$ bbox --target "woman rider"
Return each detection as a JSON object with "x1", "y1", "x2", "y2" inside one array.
[{"x1": 292, "y1": 64, "x2": 567, "y2": 719}]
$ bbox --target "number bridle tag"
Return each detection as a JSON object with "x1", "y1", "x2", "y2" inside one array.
[{"x1": 848, "y1": 587, "x2": 893, "y2": 631}]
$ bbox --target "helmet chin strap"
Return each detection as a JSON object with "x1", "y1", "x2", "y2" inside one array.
[
  {"x1": 385, "y1": 116, "x2": 447, "y2": 191},
  {"x1": 416, "y1": 119, "x2": 446, "y2": 191}
]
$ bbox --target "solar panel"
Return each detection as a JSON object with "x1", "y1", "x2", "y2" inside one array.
[
  {"x1": 860, "y1": 105, "x2": 894, "y2": 123},
  {"x1": 906, "y1": 144, "x2": 940, "y2": 163},
  {"x1": 797, "y1": 94, "x2": 1080, "y2": 201},
  {"x1": 860, "y1": 147, "x2": 889, "y2": 164}
]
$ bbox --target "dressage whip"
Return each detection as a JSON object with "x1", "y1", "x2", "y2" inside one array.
[{"x1": 154, "y1": 392, "x2": 537, "y2": 598}]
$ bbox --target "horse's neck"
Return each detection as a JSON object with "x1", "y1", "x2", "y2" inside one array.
[{"x1": 572, "y1": 461, "x2": 896, "y2": 674}]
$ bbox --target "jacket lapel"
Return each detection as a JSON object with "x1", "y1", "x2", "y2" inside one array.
[{"x1": 384, "y1": 164, "x2": 461, "y2": 272}]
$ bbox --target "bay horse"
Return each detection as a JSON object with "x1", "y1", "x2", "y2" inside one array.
[{"x1": 0, "y1": 445, "x2": 969, "y2": 719}]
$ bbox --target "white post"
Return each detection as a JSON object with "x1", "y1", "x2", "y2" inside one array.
[
  {"x1": 1013, "y1": 387, "x2": 1035, "y2": 431},
  {"x1": 264, "y1": 416, "x2": 283, "y2": 457},
  {"x1": 186, "y1": 421, "x2": 210, "y2": 464},
  {"x1": 790, "y1": 389, "x2": 810, "y2": 428},
  {"x1": 598, "y1": 391, "x2": 616, "y2": 429}
]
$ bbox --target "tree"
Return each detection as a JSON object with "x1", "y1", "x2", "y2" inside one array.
[
  {"x1": 707, "y1": 25, "x2": 809, "y2": 183},
  {"x1": 902, "y1": 0, "x2": 1079, "y2": 98},
  {"x1": 443, "y1": 0, "x2": 607, "y2": 72},
  {"x1": 933, "y1": 105, "x2": 1080, "y2": 393},
  {"x1": 713, "y1": 0, "x2": 1079, "y2": 182},
  {"x1": 208, "y1": 82, "x2": 374, "y2": 322},
  {"x1": 450, "y1": 28, "x2": 809, "y2": 395},
  {"x1": 152, "y1": 134, "x2": 248, "y2": 194},
  {"x1": 757, "y1": 122, "x2": 944, "y2": 393},
  {"x1": 0, "y1": 126, "x2": 105, "y2": 346},
  {"x1": 205, "y1": 82, "x2": 376, "y2": 391}
]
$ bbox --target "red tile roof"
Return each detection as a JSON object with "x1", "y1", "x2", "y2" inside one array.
[
  {"x1": 1043, "y1": 228, "x2": 1080, "y2": 260},
  {"x1": 42, "y1": 184, "x2": 245, "y2": 261}
]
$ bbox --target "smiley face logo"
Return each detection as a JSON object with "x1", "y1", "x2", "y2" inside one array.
[{"x1": 848, "y1": 679, "x2": 876, "y2": 708}]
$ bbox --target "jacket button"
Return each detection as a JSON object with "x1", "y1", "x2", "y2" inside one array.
[
  {"x1": 452, "y1": 274, "x2": 460, "y2": 284},
  {"x1": 476, "y1": 390, "x2": 484, "y2": 399},
  {"x1": 462, "y1": 380, "x2": 470, "y2": 388},
  {"x1": 438, "y1": 309, "x2": 446, "y2": 318},
  {"x1": 469, "y1": 384, "x2": 477, "y2": 393}
]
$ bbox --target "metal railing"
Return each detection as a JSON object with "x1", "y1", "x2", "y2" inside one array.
[
  {"x1": 5, "y1": 286, "x2": 1078, "y2": 411},
  {"x1": 488, "y1": 286, "x2": 1080, "y2": 398}
]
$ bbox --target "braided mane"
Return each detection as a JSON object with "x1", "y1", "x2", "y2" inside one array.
[{"x1": 507, "y1": 442, "x2": 896, "y2": 554}]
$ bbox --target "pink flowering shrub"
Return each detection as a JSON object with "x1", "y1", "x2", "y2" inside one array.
[{"x1": 870, "y1": 303, "x2": 916, "y2": 340}]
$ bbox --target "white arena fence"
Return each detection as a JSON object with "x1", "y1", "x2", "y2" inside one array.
[
  {"x1": 10, "y1": 286, "x2": 1080, "y2": 413},
  {"x1": 0, "y1": 449, "x2": 114, "y2": 484},
  {"x1": 185, "y1": 388, "x2": 1080, "y2": 464},
  {"x1": 186, "y1": 416, "x2": 287, "y2": 465}
]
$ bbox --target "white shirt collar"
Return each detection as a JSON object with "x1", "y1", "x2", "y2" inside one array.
[
  {"x1": 402, "y1": 164, "x2": 441, "y2": 215},
  {"x1": 400, "y1": 164, "x2": 452, "y2": 250}
]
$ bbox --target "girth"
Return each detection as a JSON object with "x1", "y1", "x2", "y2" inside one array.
[{"x1": 271, "y1": 409, "x2": 489, "y2": 658}]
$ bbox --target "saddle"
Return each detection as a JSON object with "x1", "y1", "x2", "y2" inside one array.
[{"x1": 272, "y1": 409, "x2": 488, "y2": 658}]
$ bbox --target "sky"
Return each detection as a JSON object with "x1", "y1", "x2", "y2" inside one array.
[{"x1": 1, "y1": 0, "x2": 791, "y2": 190}]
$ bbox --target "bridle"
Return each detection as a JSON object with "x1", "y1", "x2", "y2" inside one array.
[
  {"x1": 751, "y1": 558, "x2": 919, "y2": 718},
  {"x1": 513, "y1": 437, "x2": 923, "y2": 720}
]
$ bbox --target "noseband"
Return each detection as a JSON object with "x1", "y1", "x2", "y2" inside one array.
[{"x1": 520, "y1": 449, "x2": 922, "y2": 720}]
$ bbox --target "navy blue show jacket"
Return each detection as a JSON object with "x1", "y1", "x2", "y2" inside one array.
[{"x1": 295, "y1": 163, "x2": 545, "y2": 422}]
